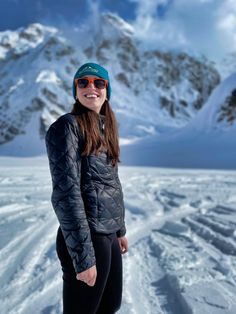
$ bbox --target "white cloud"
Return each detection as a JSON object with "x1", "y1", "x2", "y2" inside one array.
[
  {"x1": 129, "y1": 0, "x2": 189, "y2": 51},
  {"x1": 216, "y1": 0, "x2": 236, "y2": 50},
  {"x1": 129, "y1": 0, "x2": 236, "y2": 60},
  {"x1": 217, "y1": 0, "x2": 236, "y2": 31},
  {"x1": 218, "y1": 14, "x2": 236, "y2": 31}
]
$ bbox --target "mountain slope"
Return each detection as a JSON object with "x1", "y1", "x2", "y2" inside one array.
[
  {"x1": 84, "y1": 13, "x2": 220, "y2": 135},
  {"x1": 0, "y1": 23, "x2": 82, "y2": 145},
  {"x1": 121, "y1": 73, "x2": 236, "y2": 169}
]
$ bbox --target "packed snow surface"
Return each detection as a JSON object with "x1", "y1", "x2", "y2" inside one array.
[{"x1": 1, "y1": 156, "x2": 236, "y2": 314}]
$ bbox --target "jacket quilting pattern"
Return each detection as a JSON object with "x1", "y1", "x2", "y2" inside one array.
[{"x1": 45, "y1": 113, "x2": 126, "y2": 273}]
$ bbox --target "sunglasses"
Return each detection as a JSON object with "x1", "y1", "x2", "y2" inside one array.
[{"x1": 75, "y1": 77, "x2": 108, "y2": 89}]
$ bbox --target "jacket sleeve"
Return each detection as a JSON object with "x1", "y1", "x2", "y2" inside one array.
[
  {"x1": 116, "y1": 168, "x2": 127, "y2": 238},
  {"x1": 116, "y1": 200, "x2": 126, "y2": 237},
  {"x1": 116, "y1": 224, "x2": 126, "y2": 238},
  {"x1": 45, "y1": 115, "x2": 96, "y2": 274}
]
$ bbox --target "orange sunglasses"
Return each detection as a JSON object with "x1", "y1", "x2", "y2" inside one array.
[{"x1": 75, "y1": 77, "x2": 108, "y2": 89}]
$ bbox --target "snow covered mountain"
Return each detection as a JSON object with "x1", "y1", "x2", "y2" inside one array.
[
  {"x1": 0, "y1": 13, "x2": 221, "y2": 156},
  {"x1": 217, "y1": 52, "x2": 236, "y2": 80},
  {"x1": 83, "y1": 14, "x2": 220, "y2": 130},
  {"x1": 121, "y1": 73, "x2": 236, "y2": 169},
  {"x1": 185, "y1": 73, "x2": 236, "y2": 132},
  {"x1": 0, "y1": 23, "x2": 83, "y2": 155}
]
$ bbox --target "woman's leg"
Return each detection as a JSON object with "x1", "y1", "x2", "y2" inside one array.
[
  {"x1": 96, "y1": 233, "x2": 123, "y2": 314},
  {"x1": 56, "y1": 226, "x2": 118, "y2": 314}
]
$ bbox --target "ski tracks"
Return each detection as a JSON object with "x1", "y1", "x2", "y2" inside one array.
[
  {"x1": 0, "y1": 165, "x2": 62, "y2": 314},
  {"x1": 118, "y1": 168, "x2": 236, "y2": 314},
  {"x1": 1, "y1": 164, "x2": 236, "y2": 313}
]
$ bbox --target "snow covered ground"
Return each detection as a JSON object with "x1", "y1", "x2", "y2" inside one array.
[{"x1": 1, "y1": 156, "x2": 236, "y2": 314}]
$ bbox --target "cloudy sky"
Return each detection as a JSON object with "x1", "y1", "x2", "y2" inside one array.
[{"x1": 0, "y1": 0, "x2": 235, "y2": 60}]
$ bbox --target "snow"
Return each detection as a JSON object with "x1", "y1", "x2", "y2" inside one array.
[
  {"x1": 187, "y1": 73, "x2": 236, "y2": 132},
  {"x1": 0, "y1": 15, "x2": 236, "y2": 312},
  {"x1": 1, "y1": 156, "x2": 236, "y2": 313},
  {"x1": 0, "y1": 24, "x2": 57, "y2": 59},
  {"x1": 8, "y1": 78, "x2": 25, "y2": 93},
  {"x1": 0, "y1": 45, "x2": 8, "y2": 59},
  {"x1": 0, "y1": 112, "x2": 46, "y2": 156},
  {"x1": 217, "y1": 53, "x2": 236, "y2": 80},
  {"x1": 121, "y1": 72, "x2": 236, "y2": 169},
  {"x1": 35, "y1": 71, "x2": 61, "y2": 84}
]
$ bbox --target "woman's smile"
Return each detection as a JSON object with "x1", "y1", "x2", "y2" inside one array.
[
  {"x1": 76, "y1": 77, "x2": 107, "y2": 113},
  {"x1": 83, "y1": 92, "x2": 100, "y2": 98}
]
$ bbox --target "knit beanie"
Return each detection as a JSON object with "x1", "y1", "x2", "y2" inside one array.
[{"x1": 72, "y1": 62, "x2": 111, "y2": 100}]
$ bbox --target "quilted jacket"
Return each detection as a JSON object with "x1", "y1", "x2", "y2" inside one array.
[{"x1": 45, "y1": 111, "x2": 126, "y2": 274}]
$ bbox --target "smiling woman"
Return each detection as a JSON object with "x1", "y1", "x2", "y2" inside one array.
[{"x1": 45, "y1": 62, "x2": 128, "y2": 314}]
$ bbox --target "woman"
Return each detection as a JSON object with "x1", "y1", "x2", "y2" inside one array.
[{"x1": 45, "y1": 62, "x2": 128, "y2": 314}]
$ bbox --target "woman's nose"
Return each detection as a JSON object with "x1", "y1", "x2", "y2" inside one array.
[{"x1": 87, "y1": 81, "x2": 96, "y2": 88}]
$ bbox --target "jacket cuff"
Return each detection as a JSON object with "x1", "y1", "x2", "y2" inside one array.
[
  {"x1": 73, "y1": 256, "x2": 96, "y2": 274},
  {"x1": 116, "y1": 225, "x2": 126, "y2": 238}
]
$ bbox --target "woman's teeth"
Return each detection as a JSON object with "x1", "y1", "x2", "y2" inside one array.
[{"x1": 85, "y1": 94, "x2": 99, "y2": 98}]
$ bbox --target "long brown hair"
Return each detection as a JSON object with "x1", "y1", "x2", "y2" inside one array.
[{"x1": 71, "y1": 100, "x2": 120, "y2": 166}]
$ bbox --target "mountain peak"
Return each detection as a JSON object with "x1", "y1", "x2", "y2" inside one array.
[
  {"x1": 102, "y1": 13, "x2": 134, "y2": 37},
  {"x1": 18, "y1": 23, "x2": 57, "y2": 42},
  {"x1": 0, "y1": 23, "x2": 58, "y2": 60}
]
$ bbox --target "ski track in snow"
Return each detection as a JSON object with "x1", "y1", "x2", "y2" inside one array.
[{"x1": 0, "y1": 158, "x2": 236, "y2": 314}]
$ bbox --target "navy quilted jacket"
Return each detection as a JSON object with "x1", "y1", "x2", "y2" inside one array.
[{"x1": 45, "y1": 112, "x2": 126, "y2": 274}]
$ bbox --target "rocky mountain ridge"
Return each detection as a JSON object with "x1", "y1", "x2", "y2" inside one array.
[{"x1": 0, "y1": 13, "x2": 231, "y2": 157}]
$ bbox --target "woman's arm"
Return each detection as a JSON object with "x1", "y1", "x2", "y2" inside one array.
[{"x1": 45, "y1": 115, "x2": 96, "y2": 274}]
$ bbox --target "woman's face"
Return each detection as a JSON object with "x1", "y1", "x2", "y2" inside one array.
[{"x1": 75, "y1": 75, "x2": 107, "y2": 113}]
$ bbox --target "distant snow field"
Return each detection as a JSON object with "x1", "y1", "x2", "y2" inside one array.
[{"x1": 1, "y1": 156, "x2": 236, "y2": 314}]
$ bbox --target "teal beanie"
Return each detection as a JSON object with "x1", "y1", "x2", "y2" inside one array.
[{"x1": 72, "y1": 62, "x2": 111, "y2": 100}]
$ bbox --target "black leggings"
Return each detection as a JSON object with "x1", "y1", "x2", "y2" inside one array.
[{"x1": 56, "y1": 227, "x2": 123, "y2": 314}]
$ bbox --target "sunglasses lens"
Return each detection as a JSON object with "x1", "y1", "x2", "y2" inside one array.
[
  {"x1": 76, "y1": 78, "x2": 107, "y2": 89},
  {"x1": 77, "y1": 79, "x2": 89, "y2": 88},
  {"x1": 94, "y1": 79, "x2": 106, "y2": 89}
]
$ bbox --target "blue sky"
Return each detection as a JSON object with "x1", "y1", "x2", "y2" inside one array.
[
  {"x1": 0, "y1": 0, "x2": 137, "y2": 31},
  {"x1": 0, "y1": 0, "x2": 236, "y2": 61}
]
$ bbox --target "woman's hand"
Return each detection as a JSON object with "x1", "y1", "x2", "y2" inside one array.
[
  {"x1": 76, "y1": 265, "x2": 97, "y2": 286},
  {"x1": 117, "y1": 236, "x2": 128, "y2": 254}
]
